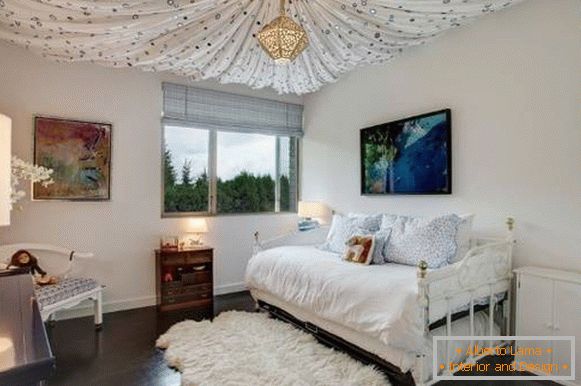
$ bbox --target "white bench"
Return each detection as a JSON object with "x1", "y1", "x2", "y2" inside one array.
[{"x1": 0, "y1": 243, "x2": 104, "y2": 329}]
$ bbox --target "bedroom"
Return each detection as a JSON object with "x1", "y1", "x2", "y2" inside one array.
[{"x1": 0, "y1": 0, "x2": 579, "y2": 385}]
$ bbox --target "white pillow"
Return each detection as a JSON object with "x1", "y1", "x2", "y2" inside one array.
[
  {"x1": 370, "y1": 227, "x2": 392, "y2": 264},
  {"x1": 347, "y1": 213, "x2": 383, "y2": 232},
  {"x1": 383, "y1": 214, "x2": 462, "y2": 268},
  {"x1": 451, "y1": 214, "x2": 474, "y2": 263},
  {"x1": 379, "y1": 213, "x2": 474, "y2": 264},
  {"x1": 320, "y1": 214, "x2": 371, "y2": 254},
  {"x1": 347, "y1": 213, "x2": 391, "y2": 264}
]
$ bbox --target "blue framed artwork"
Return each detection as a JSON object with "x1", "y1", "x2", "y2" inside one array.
[{"x1": 360, "y1": 109, "x2": 451, "y2": 195}]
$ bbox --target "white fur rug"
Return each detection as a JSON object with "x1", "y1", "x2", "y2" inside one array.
[{"x1": 156, "y1": 311, "x2": 390, "y2": 386}]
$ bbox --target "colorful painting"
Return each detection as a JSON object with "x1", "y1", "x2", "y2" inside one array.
[
  {"x1": 360, "y1": 109, "x2": 451, "y2": 195},
  {"x1": 33, "y1": 117, "x2": 111, "y2": 200}
]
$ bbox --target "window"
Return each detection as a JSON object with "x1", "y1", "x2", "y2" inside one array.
[
  {"x1": 161, "y1": 83, "x2": 302, "y2": 216},
  {"x1": 163, "y1": 127, "x2": 298, "y2": 215},
  {"x1": 163, "y1": 127, "x2": 209, "y2": 213}
]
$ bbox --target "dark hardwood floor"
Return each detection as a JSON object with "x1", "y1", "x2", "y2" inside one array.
[{"x1": 46, "y1": 291, "x2": 555, "y2": 386}]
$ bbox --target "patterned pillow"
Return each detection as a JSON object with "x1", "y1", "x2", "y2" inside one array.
[
  {"x1": 450, "y1": 214, "x2": 474, "y2": 263},
  {"x1": 370, "y1": 227, "x2": 392, "y2": 264},
  {"x1": 342, "y1": 235, "x2": 375, "y2": 264},
  {"x1": 368, "y1": 214, "x2": 400, "y2": 262},
  {"x1": 347, "y1": 213, "x2": 383, "y2": 232},
  {"x1": 320, "y1": 214, "x2": 371, "y2": 253},
  {"x1": 383, "y1": 214, "x2": 462, "y2": 268}
]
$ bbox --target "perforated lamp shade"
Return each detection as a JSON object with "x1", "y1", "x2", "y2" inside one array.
[
  {"x1": 257, "y1": 0, "x2": 308, "y2": 64},
  {"x1": 0, "y1": 114, "x2": 11, "y2": 226},
  {"x1": 187, "y1": 218, "x2": 208, "y2": 234},
  {"x1": 297, "y1": 201, "x2": 328, "y2": 219}
]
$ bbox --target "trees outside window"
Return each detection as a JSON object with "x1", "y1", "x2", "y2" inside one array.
[{"x1": 163, "y1": 126, "x2": 298, "y2": 215}]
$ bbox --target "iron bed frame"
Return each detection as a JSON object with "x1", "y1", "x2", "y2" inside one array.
[{"x1": 251, "y1": 217, "x2": 516, "y2": 385}]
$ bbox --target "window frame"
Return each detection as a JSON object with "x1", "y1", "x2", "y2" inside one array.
[{"x1": 161, "y1": 124, "x2": 300, "y2": 218}]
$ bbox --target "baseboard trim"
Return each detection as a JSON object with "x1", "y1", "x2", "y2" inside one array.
[
  {"x1": 55, "y1": 282, "x2": 248, "y2": 320},
  {"x1": 55, "y1": 295, "x2": 157, "y2": 321},
  {"x1": 214, "y1": 282, "x2": 247, "y2": 295}
]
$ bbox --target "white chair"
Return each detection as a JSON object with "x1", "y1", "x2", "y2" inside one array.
[{"x1": 0, "y1": 243, "x2": 104, "y2": 329}]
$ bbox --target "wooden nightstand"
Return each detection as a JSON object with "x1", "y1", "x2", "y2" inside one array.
[{"x1": 155, "y1": 247, "x2": 213, "y2": 312}]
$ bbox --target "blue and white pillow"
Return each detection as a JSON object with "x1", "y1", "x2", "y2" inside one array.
[
  {"x1": 347, "y1": 213, "x2": 383, "y2": 232},
  {"x1": 383, "y1": 214, "x2": 462, "y2": 268},
  {"x1": 450, "y1": 214, "x2": 475, "y2": 263},
  {"x1": 320, "y1": 214, "x2": 372, "y2": 254},
  {"x1": 370, "y1": 227, "x2": 392, "y2": 264}
]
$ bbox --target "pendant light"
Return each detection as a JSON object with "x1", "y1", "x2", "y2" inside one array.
[{"x1": 257, "y1": 0, "x2": 308, "y2": 65}]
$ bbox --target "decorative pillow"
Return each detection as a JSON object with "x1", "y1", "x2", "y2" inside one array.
[
  {"x1": 383, "y1": 214, "x2": 462, "y2": 268},
  {"x1": 343, "y1": 235, "x2": 375, "y2": 264},
  {"x1": 371, "y1": 214, "x2": 400, "y2": 261},
  {"x1": 320, "y1": 214, "x2": 370, "y2": 253},
  {"x1": 450, "y1": 214, "x2": 475, "y2": 263},
  {"x1": 380, "y1": 214, "x2": 399, "y2": 230},
  {"x1": 347, "y1": 213, "x2": 383, "y2": 232},
  {"x1": 370, "y1": 227, "x2": 392, "y2": 265}
]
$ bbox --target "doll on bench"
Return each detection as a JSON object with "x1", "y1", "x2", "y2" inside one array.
[{"x1": 8, "y1": 249, "x2": 58, "y2": 285}]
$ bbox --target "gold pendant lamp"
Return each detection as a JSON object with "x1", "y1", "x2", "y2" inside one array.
[{"x1": 257, "y1": 0, "x2": 308, "y2": 65}]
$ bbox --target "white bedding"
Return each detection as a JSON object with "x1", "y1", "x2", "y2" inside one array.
[{"x1": 245, "y1": 245, "x2": 426, "y2": 352}]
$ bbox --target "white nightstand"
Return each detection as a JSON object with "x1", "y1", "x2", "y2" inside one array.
[{"x1": 514, "y1": 266, "x2": 581, "y2": 385}]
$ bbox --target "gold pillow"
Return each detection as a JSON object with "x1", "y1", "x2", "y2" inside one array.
[{"x1": 343, "y1": 235, "x2": 375, "y2": 264}]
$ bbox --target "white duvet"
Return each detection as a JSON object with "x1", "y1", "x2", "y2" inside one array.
[{"x1": 245, "y1": 246, "x2": 425, "y2": 353}]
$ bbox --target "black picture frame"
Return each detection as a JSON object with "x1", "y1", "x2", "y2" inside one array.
[{"x1": 360, "y1": 109, "x2": 452, "y2": 195}]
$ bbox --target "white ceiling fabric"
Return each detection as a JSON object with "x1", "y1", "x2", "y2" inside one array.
[{"x1": 0, "y1": 0, "x2": 523, "y2": 94}]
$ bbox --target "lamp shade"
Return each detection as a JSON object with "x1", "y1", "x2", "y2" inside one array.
[
  {"x1": 188, "y1": 218, "x2": 208, "y2": 233},
  {"x1": 298, "y1": 201, "x2": 328, "y2": 219},
  {"x1": 0, "y1": 114, "x2": 11, "y2": 227}
]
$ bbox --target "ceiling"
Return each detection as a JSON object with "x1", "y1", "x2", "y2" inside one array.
[{"x1": 0, "y1": 0, "x2": 523, "y2": 95}]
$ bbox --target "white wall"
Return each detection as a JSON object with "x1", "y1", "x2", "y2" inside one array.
[
  {"x1": 1, "y1": 0, "x2": 579, "y2": 317},
  {"x1": 0, "y1": 42, "x2": 301, "y2": 316},
  {"x1": 302, "y1": 0, "x2": 581, "y2": 272}
]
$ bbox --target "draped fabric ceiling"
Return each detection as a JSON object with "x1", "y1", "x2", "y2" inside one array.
[{"x1": 0, "y1": 0, "x2": 522, "y2": 94}]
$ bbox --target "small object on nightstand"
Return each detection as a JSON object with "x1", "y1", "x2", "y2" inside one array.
[
  {"x1": 155, "y1": 246, "x2": 213, "y2": 312},
  {"x1": 160, "y1": 236, "x2": 179, "y2": 252}
]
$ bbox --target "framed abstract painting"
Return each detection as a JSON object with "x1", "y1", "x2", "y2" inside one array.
[
  {"x1": 33, "y1": 116, "x2": 112, "y2": 201},
  {"x1": 360, "y1": 109, "x2": 451, "y2": 195}
]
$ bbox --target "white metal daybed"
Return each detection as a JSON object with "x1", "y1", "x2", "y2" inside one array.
[{"x1": 247, "y1": 218, "x2": 515, "y2": 385}]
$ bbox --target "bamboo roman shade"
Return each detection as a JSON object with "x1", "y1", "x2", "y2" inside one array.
[{"x1": 162, "y1": 83, "x2": 303, "y2": 137}]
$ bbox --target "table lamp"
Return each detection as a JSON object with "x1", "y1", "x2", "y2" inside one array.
[
  {"x1": 185, "y1": 218, "x2": 208, "y2": 249},
  {"x1": 0, "y1": 114, "x2": 11, "y2": 227},
  {"x1": 297, "y1": 201, "x2": 328, "y2": 231}
]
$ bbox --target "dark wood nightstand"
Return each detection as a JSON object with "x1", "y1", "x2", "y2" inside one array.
[{"x1": 155, "y1": 247, "x2": 213, "y2": 312}]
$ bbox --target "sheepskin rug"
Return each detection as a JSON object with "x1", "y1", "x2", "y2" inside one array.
[{"x1": 156, "y1": 311, "x2": 390, "y2": 386}]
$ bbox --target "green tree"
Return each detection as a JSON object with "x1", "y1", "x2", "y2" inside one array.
[
  {"x1": 166, "y1": 169, "x2": 280, "y2": 214},
  {"x1": 181, "y1": 159, "x2": 193, "y2": 187},
  {"x1": 164, "y1": 149, "x2": 178, "y2": 212},
  {"x1": 191, "y1": 170, "x2": 209, "y2": 211},
  {"x1": 217, "y1": 172, "x2": 276, "y2": 213},
  {"x1": 164, "y1": 149, "x2": 177, "y2": 186},
  {"x1": 280, "y1": 175, "x2": 290, "y2": 211}
]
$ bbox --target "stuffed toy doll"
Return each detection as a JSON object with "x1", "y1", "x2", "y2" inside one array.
[{"x1": 8, "y1": 250, "x2": 58, "y2": 285}]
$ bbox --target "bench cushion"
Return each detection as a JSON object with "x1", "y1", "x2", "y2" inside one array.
[{"x1": 35, "y1": 277, "x2": 100, "y2": 309}]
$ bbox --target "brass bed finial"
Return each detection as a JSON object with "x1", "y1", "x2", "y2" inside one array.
[
  {"x1": 417, "y1": 260, "x2": 428, "y2": 279},
  {"x1": 506, "y1": 217, "x2": 515, "y2": 232}
]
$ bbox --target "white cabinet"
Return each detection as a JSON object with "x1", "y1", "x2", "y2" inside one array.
[{"x1": 515, "y1": 267, "x2": 581, "y2": 385}]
